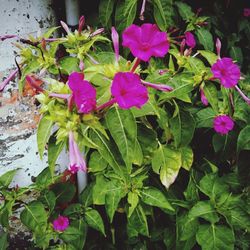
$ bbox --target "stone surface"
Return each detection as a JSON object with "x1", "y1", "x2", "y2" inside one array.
[{"x1": 0, "y1": 0, "x2": 68, "y2": 187}]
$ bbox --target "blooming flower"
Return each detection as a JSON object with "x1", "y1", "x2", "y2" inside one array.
[
  {"x1": 53, "y1": 215, "x2": 69, "y2": 231},
  {"x1": 122, "y1": 23, "x2": 169, "y2": 62},
  {"x1": 185, "y1": 32, "x2": 196, "y2": 48},
  {"x1": 69, "y1": 131, "x2": 87, "y2": 173},
  {"x1": 68, "y1": 72, "x2": 96, "y2": 113},
  {"x1": 211, "y1": 57, "x2": 241, "y2": 88},
  {"x1": 111, "y1": 72, "x2": 148, "y2": 109},
  {"x1": 213, "y1": 115, "x2": 234, "y2": 135},
  {"x1": 244, "y1": 8, "x2": 250, "y2": 17}
]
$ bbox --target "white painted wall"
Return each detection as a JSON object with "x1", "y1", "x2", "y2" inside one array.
[{"x1": 0, "y1": 0, "x2": 70, "y2": 187}]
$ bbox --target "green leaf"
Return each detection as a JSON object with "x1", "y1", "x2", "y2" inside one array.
[
  {"x1": 20, "y1": 201, "x2": 47, "y2": 232},
  {"x1": 115, "y1": 0, "x2": 137, "y2": 32},
  {"x1": 152, "y1": 144, "x2": 182, "y2": 188},
  {"x1": 63, "y1": 204, "x2": 82, "y2": 217},
  {"x1": 137, "y1": 124, "x2": 158, "y2": 159},
  {"x1": 196, "y1": 28, "x2": 214, "y2": 51},
  {"x1": 229, "y1": 46, "x2": 243, "y2": 65},
  {"x1": 196, "y1": 224, "x2": 235, "y2": 250},
  {"x1": 175, "y1": 2, "x2": 194, "y2": 21},
  {"x1": 0, "y1": 169, "x2": 19, "y2": 188},
  {"x1": 127, "y1": 192, "x2": 139, "y2": 218},
  {"x1": 153, "y1": 0, "x2": 167, "y2": 31},
  {"x1": 105, "y1": 180, "x2": 123, "y2": 222},
  {"x1": 106, "y1": 107, "x2": 137, "y2": 170},
  {"x1": 37, "y1": 115, "x2": 53, "y2": 159},
  {"x1": 140, "y1": 187, "x2": 174, "y2": 211},
  {"x1": 178, "y1": 213, "x2": 199, "y2": 241},
  {"x1": 48, "y1": 136, "x2": 65, "y2": 176},
  {"x1": 52, "y1": 182, "x2": 76, "y2": 205},
  {"x1": 180, "y1": 146, "x2": 193, "y2": 171},
  {"x1": 195, "y1": 107, "x2": 216, "y2": 128},
  {"x1": 99, "y1": 0, "x2": 115, "y2": 27},
  {"x1": 79, "y1": 183, "x2": 93, "y2": 207},
  {"x1": 88, "y1": 151, "x2": 108, "y2": 173},
  {"x1": 59, "y1": 57, "x2": 80, "y2": 74},
  {"x1": 198, "y1": 50, "x2": 218, "y2": 65},
  {"x1": 69, "y1": 220, "x2": 87, "y2": 250},
  {"x1": 85, "y1": 208, "x2": 105, "y2": 236},
  {"x1": 0, "y1": 232, "x2": 8, "y2": 250},
  {"x1": 89, "y1": 129, "x2": 123, "y2": 176},
  {"x1": 203, "y1": 82, "x2": 219, "y2": 112},
  {"x1": 199, "y1": 173, "x2": 229, "y2": 201},
  {"x1": 38, "y1": 190, "x2": 56, "y2": 211},
  {"x1": 60, "y1": 226, "x2": 83, "y2": 242},
  {"x1": 237, "y1": 125, "x2": 250, "y2": 153},
  {"x1": 127, "y1": 205, "x2": 149, "y2": 237},
  {"x1": 35, "y1": 167, "x2": 53, "y2": 188},
  {"x1": 169, "y1": 110, "x2": 196, "y2": 147},
  {"x1": 189, "y1": 201, "x2": 219, "y2": 223}
]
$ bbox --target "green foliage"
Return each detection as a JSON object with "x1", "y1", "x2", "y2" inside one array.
[{"x1": 1, "y1": 0, "x2": 250, "y2": 249}]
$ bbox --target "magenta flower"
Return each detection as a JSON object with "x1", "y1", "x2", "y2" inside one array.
[
  {"x1": 200, "y1": 87, "x2": 208, "y2": 106},
  {"x1": 211, "y1": 57, "x2": 241, "y2": 88},
  {"x1": 122, "y1": 23, "x2": 169, "y2": 62},
  {"x1": 111, "y1": 72, "x2": 148, "y2": 109},
  {"x1": 68, "y1": 72, "x2": 96, "y2": 113},
  {"x1": 244, "y1": 8, "x2": 250, "y2": 17},
  {"x1": 213, "y1": 115, "x2": 234, "y2": 135},
  {"x1": 69, "y1": 131, "x2": 87, "y2": 173},
  {"x1": 185, "y1": 32, "x2": 196, "y2": 48},
  {"x1": 53, "y1": 215, "x2": 69, "y2": 231}
]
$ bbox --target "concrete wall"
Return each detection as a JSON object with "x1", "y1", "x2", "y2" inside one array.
[{"x1": 0, "y1": 0, "x2": 68, "y2": 187}]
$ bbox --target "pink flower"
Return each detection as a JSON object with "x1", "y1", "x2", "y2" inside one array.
[
  {"x1": 68, "y1": 72, "x2": 96, "y2": 113},
  {"x1": 200, "y1": 87, "x2": 208, "y2": 106},
  {"x1": 211, "y1": 57, "x2": 241, "y2": 88},
  {"x1": 185, "y1": 32, "x2": 196, "y2": 48},
  {"x1": 244, "y1": 8, "x2": 250, "y2": 17},
  {"x1": 213, "y1": 115, "x2": 234, "y2": 135},
  {"x1": 111, "y1": 27, "x2": 119, "y2": 63},
  {"x1": 53, "y1": 215, "x2": 69, "y2": 231},
  {"x1": 69, "y1": 131, "x2": 87, "y2": 173},
  {"x1": 122, "y1": 23, "x2": 169, "y2": 62},
  {"x1": 111, "y1": 72, "x2": 148, "y2": 109},
  {"x1": 78, "y1": 16, "x2": 85, "y2": 34},
  {"x1": 0, "y1": 69, "x2": 18, "y2": 91}
]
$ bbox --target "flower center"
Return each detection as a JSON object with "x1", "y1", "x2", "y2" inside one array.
[
  {"x1": 141, "y1": 42, "x2": 150, "y2": 51},
  {"x1": 120, "y1": 88, "x2": 127, "y2": 96}
]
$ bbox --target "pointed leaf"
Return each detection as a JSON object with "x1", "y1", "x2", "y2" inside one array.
[
  {"x1": 85, "y1": 208, "x2": 105, "y2": 236},
  {"x1": 105, "y1": 181, "x2": 122, "y2": 222},
  {"x1": 0, "y1": 169, "x2": 19, "y2": 188},
  {"x1": 237, "y1": 125, "x2": 250, "y2": 153},
  {"x1": 128, "y1": 205, "x2": 149, "y2": 237},
  {"x1": 140, "y1": 187, "x2": 174, "y2": 211},
  {"x1": 189, "y1": 201, "x2": 219, "y2": 223},
  {"x1": 99, "y1": 0, "x2": 115, "y2": 27},
  {"x1": 20, "y1": 201, "x2": 48, "y2": 232},
  {"x1": 196, "y1": 224, "x2": 235, "y2": 250},
  {"x1": 169, "y1": 110, "x2": 195, "y2": 147},
  {"x1": 37, "y1": 115, "x2": 53, "y2": 159},
  {"x1": 106, "y1": 107, "x2": 137, "y2": 169},
  {"x1": 152, "y1": 145, "x2": 182, "y2": 188},
  {"x1": 196, "y1": 28, "x2": 214, "y2": 51}
]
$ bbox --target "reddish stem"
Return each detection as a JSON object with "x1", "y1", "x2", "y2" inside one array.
[{"x1": 130, "y1": 58, "x2": 141, "y2": 73}]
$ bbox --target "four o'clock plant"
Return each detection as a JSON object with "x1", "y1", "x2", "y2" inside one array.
[{"x1": 0, "y1": 2, "x2": 249, "y2": 249}]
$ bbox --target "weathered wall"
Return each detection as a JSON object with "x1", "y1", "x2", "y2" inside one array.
[{"x1": 0, "y1": 0, "x2": 68, "y2": 187}]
